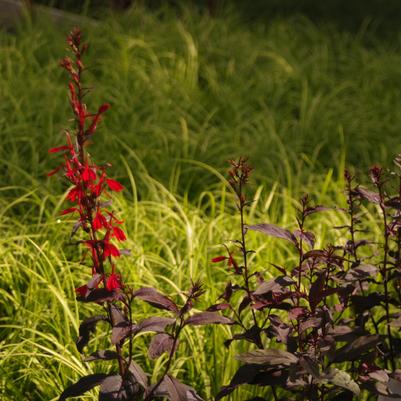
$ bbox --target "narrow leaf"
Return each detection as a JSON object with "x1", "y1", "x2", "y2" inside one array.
[
  {"x1": 247, "y1": 223, "x2": 297, "y2": 245},
  {"x1": 58, "y1": 374, "x2": 108, "y2": 400},
  {"x1": 185, "y1": 312, "x2": 233, "y2": 326},
  {"x1": 133, "y1": 287, "x2": 179, "y2": 313}
]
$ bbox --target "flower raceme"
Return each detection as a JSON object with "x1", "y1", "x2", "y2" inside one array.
[{"x1": 48, "y1": 27, "x2": 125, "y2": 292}]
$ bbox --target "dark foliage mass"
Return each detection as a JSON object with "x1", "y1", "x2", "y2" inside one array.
[{"x1": 211, "y1": 158, "x2": 401, "y2": 400}]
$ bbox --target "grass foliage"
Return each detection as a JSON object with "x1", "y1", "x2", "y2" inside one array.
[{"x1": 0, "y1": 2, "x2": 397, "y2": 399}]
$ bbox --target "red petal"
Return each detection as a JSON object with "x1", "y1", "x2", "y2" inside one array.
[
  {"x1": 98, "y1": 103, "x2": 110, "y2": 113},
  {"x1": 112, "y1": 226, "x2": 126, "y2": 241},
  {"x1": 211, "y1": 256, "x2": 227, "y2": 263},
  {"x1": 106, "y1": 273, "x2": 121, "y2": 291},
  {"x1": 106, "y1": 179, "x2": 124, "y2": 192},
  {"x1": 75, "y1": 284, "x2": 88, "y2": 298},
  {"x1": 47, "y1": 166, "x2": 62, "y2": 176},
  {"x1": 60, "y1": 207, "x2": 77, "y2": 215},
  {"x1": 48, "y1": 145, "x2": 69, "y2": 153}
]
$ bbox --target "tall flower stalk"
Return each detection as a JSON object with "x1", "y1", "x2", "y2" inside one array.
[{"x1": 49, "y1": 28, "x2": 232, "y2": 401}]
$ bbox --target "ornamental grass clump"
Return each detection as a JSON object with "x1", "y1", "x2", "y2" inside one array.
[
  {"x1": 212, "y1": 158, "x2": 401, "y2": 401},
  {"x1": 49, "y1": 28, "x2": 232, "y2": 401}
]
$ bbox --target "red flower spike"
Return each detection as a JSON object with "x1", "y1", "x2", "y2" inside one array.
[
  {"x1": 106, "y1": 273, "x2": 122, "y2": 291},
  {"x1": 212, "y1": 256, "x2": 227, "y2": 263},
  {"x1": 106, "y1": 179, "x2": 124, "y2": 192}
]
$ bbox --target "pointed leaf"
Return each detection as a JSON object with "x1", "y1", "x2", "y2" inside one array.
[
  {"x1": 84, "y1": 350, "x2": 119, "y2": 362},
  {"x1": 254, "y1": 276, "x2": 295, "y2": 296},
  {"x1": 133, "y1": 287, "x2": 178, "y2": 313},
  {"x1": 58, "y1": 374, "x2": 108, "y2": 400},
  {"x1": 185, "y1": 312, "x2": 233, "y2": 326},
  {"x1": 128, "y1": 361, "x2": 148, "y2": 389},
  {"x1": 76, "y1": 315, "x2": 108, "y2": 353},
  {"x1": 148, "y1": 333, "x2": 177, "y2": 360},
  {"x1": 154, "y1": 375, "x2": 204, "y2": 401},
  {"x1": 132, "y1": 316, "x2": 175, "y2": 335},
  {"x1": 247, "y1": 224, "x2": 297, "y2": 245},
  {"x1": 236, "y1": 349, "x2": 298, "y2": 366},
  {"x1": 323, "y1": 368, "x2": 360, "y2": 395}
]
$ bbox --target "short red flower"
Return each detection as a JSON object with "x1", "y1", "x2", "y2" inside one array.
[
  {"x1": 211, "y1": 256, "x2": 227, "y2": 263},
  {"x1": 106, "y1": 273, "x2": 122, "y2": 291},
  {"x1": 103, "y1": 241, "x2": 120, "y2": 259},
  {"x1": 106, "y1": 178, "x2": 124, "y2": 192},
  {"x1": 75, "y1": 284, "x2": 88, "y2": 298},
  {"x1": 112, "y1": 226, "x2": 126, "y2": 241},
  {"x1": 93, "y1": 211, "x2": 108, "y2": 231}
]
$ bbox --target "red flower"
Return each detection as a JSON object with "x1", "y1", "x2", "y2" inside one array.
[
  {"x1": 112, "y1": 226, "x2": 126, "y2": 241},
  {"x1": 93, "y1": 211, "x2": 108, "y2": 231},
  {"x1": 61, "y1": 207, "x2": 77, "y2": 215},
  {"x1": 211, "y1": 256, "x2": 227, "y2": 263},
  {"x1": 106, "y1": 178, "x2": 124, "y2": 192},
  {"x1": 82, "y1": 164, "x2": 96, "y2": 182},
  {"x1": 75, "y1": 284, "x2": 88, "y2": 298},
  {"x1": 49, "y1": 145, "x2": 70, "y2": 153},
  {"x1": 103, "y1": 241, "x2": 120, "y2": 259},
  {"x1": 106, "y1": 273, "x2": 122, "y2": 291}
]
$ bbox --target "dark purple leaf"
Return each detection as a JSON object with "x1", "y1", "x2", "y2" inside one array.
[
  {"x1": 207, "y1": 303, "x2": 231, "y2": 312},
  {"x1": 327, "y1": 326, "x2": 367, "y2": 342},
  {"x1": 111, "y1": 321, "x2": 131, "y2": 345},
  {"x1": 332, "y1": 335, "x2": 380, "y2": 362},
  {"x1": 247, "y1": 224, "x2": 297, "y2": 246},
  {"x1": 345, "y1": 264, "x2": 378, "y2": 282},
  {"x1": 304, "y1": 205, "x2": 334, "y2": 216},
  {"x1": 78, "y1": 288, "x2": 120, "y2": 303},
  {"x1": 128, "y1": 361, "x2": 148, "y2": 389},
  {"x1": 225, "y1": 326, "x2": 262, "y2": 348},
  {"x1": 253, "y1": 276, "x2": 295, "y2": 296},
  {"x1": 309, "y1": 272, "x2": 326, "y2": 312},
  {"x1": 351, "y1": 292, "x2": 384, "y2": 313},
  {"x1": 299, "y1": 316, "x2": 322, "y2": 333},
  {"x1": 238, "y1": 296, "x2": 251, "y2": 315},
  {"x1": 152, "y1": 375, "x2": 203, "y2": 401},
  {"x1": 236, "y1": 349, "x2": 298, "y2": 366},
  {"x1": 369, "y1": 370, "x2": 389, "y2": 383},
  {"x1": 356, "y1": 187, "x2": 380, "y2": 204},
  {"x1": 293, "y1": 230, "x2": 315, "y2": 248},
  {"x1": 133, "y1": 287, "x2": 179, "y2": 313},
  {"x1": 299, "y1": 356, "x2": 320, "y2": 379},
  {"x1": 84, "y1": 350, "x2": 119, "y2": 362},
  {"x1": 148, "y1": 333, "x2": 177, "y2": 360},
  {"x1": 132, "y1": 316, "x2": 175, "y2": 335},
  {"x1": 215, "y1": 364, "x2": 261, "y2": 401},
  {"x1": 265, "y1": 315, "x2": 292, "y2": 344},
  {"x1": 110, "y1": 304, "x2": 127, "y2": 326},
  {"x1": 323, "y1": 368, "x2": 360, "y2": 395},
  {"x1": 185, "y1": 312, "x2": 233, "y2": 326},
  {"x1": 99, "y1": 375, "x2": 141, "y2": 401},
  {"x1": 58, "y1": 373, "x2": 108, "y2": 400},
  {"x1": 76, "y1": 315, "x2": 108, "y2": 353}
]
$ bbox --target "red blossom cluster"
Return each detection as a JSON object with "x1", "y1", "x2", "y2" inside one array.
[{"x1": 49, "y1": 27, "x2": 126, "y2": 296}]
